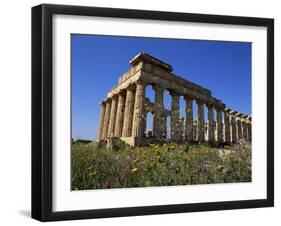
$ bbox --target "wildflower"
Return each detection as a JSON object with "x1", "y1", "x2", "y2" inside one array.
[
  {"x1": 131, "y1": 168, "x2": 138, "y2": 173},
  {"x1": 89, "y1": 171, "x2": 96, "y2": 176},
  {"x1": 132, "y1": 159, "x2": 138, "y2": 163}
]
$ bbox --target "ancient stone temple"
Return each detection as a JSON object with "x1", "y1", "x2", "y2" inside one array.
[{"x1": 98, "y1": 53, "x2": 252, "y2": 146}]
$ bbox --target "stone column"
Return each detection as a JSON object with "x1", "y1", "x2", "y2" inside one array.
[
  {"x1": 247, "y1": 122, "x2": 252, "y2": 141},
  {"x1": 153, "y1": 85, "x2": 165, "y2": 138},
  {"x1": 216, "y1": 108, "x2": 223, "y2": 144},
  {"x1": 107, "y1": 95, "x2": 118, "y2": 137},
  {"x1": 98, "y1": 101, "x2": 106, "y2": 140},
  {"x1": 179, "y1": 118, "x2": 184, "y2": 141},
  {"x1": 224, "y1": 111, "x2": 231, "y2": 144},
  {"x1": 122, "y1": 86, "x2": 135, "y2": 137},
  {"x1": 242, "y1": 121, "x2": 248, "y2": 141},
  {"x1": 170, "y1": 92, "x2": 180, "y2": 141},
  {"x1": 231, "y1": 115, "x2": 237, "y2": 143},
  {"x1": 184, "y1": 96, "x2": 193, "y2": 142},
  {"x1": 163, "y1": 111, "x2": 168, "y2": 136},
  {"x1": 102, "y1": 99, "x2": 111, "y2": 139},
  {"x1": 193, "y1": 120, "x2": 198, "y2": 141},
  {"x1": 114, "y1": 91, "x2": 126, "y2": 137},
  {"x1": 237, "y1": 119, "x2": 242, "y2": 140},
  {"x1": 207, "y1": 104, "x2": 215, "y2": 144},
  {"x1": 132, "y1": 80, "x2": 147, "y2": 143},
  {"x1": 196, "y1": 100, "x2": 205, "y2": 143}
]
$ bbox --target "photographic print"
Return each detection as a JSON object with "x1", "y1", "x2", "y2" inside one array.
[
  {"x1": 32, "y1": 4, "x2": 273, "y2": 221},
  {"x1": 71, "y1": 35, "x2": 252, "y2": 190}
]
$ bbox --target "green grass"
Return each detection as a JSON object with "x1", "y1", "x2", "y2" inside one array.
[{"x1": 71, "y1": 142, "x2": 251, "y2": 190}]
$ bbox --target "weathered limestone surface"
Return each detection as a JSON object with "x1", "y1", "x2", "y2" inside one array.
[
  {"x1": 197, "y1": 100, "x2": 205, "y2": 143},
  {"x1": 247, "y1": 122, "x2": 252, "y2": 141},
  {"x1": 193, "y1": 120, "x2": 198, "y2": 141},
  {"x1": 216, "y1": 108, "x2": 223, "y2": 144},
  {"x1": 178, "y1": 117, "x2": 185, "y2": 141},
  {"x1": 102, "y1": 100, "x2": 111, "y2": 139},
  {"x1": 171, "y1": 92, "x2": 180, "y2": 141},
  {"x1": 153, "y1": 85, "x2": 165, "y2": 137},
  {"x1": 231, "y1": 115, "x2": 237, "y2": 143},
  {"x1": 207, "y1": 104, "x2": 215, "y2": 143},
  {"x1": 237, "y1": 119, "x2": 242, "y2": 140},
  {"x1": 132, "y1": 81, "x2": 147, "y2": 144},
  {"x1": 98, "y1": 101, "x2": 106, "y2": 140},
  {"x1": 122, "y1": 86, "x2": 135, "y2": 137},
  {"x1": 184, "y1": 96, "x2": 193, "y2": 142},
  {"x1": 242, "y1": 121, "x2": 248, "y2": 140},
  {"x1": 98, "y1": 53, "x2": 252, "y2": 146},
  {"x1": 224, "y1": 110, "x2": 231, "y2": 144},
  {"x1": 114, "y1": 92, "x2": 126, "y2": 137},
  {"x1": 108, "y1": 95, "x2": 118, "y2": 137}
]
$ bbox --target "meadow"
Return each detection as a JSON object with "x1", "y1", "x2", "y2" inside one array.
[{"x1": 71, "y1": 141, "x2": 251, "y2": 190}]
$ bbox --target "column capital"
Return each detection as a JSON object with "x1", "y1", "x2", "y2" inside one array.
[
  {"x1": 224, "y1": 111, "x2": 230, "y2": 116},
  {"x1": 126, "y1": 83, "x2": 136, "y2": 91},
  {"x1": 195, "y1": 99, "x2": 204, "y2": 105},
  {"x1": 183, "y1": 95, "x2": 193, "y2": 101},
  {"x1": 105, "y1": 98, "x2": 112, "y2": 103},
  {"x1": 135, "y1": 79, "x2": 148, "y2": 87},
  {"x1": 206, "y1": 103, "x2": 214, "y2": 109},
  {"x1": 111, "y1": 94, "x2": 119, "y2": 100},
  {"x1": 118, "y1": 89, "x2": 126, "y2": 96},
  {"x1": 215, "y1": 105, "x2": 223, "y2": 111},
  {"x1": 152, "y1": 84, "x2": 164, "y2": 92},
  {"x1": 224, "y1": 107, "x2": 231, "y2": 113},
  {"x1": 169, "y1": 89, "x2": 181, "y2": 97},
  {"x1": 99, "y1": 100, "x2": 106, "y2": 106}
]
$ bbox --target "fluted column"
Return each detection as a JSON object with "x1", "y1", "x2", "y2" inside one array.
[
  {"x1": 237, "y1": 119, "x2": 242, "y2": 140},
  {"x1": 247, "y1": 122, "x2": 252, "y2": 141},
  {"x1": 224, "y1": 111, "x2": 231, "y2": 144},
  {"x1": 179, "y1": 118, "x2": 184, "y2": 141},
  {"x1": 153, "y1": 85, "x2": 165, "y2": 138},
  {"x1": 132, "y1": 80, "x2": 147, "y2": 143},
  {"x1": 184, "y1": 96, "x2": 193, "y2": 142},
  {"x1": 231, "y1": 115, "x2": 237, "y2": 143},
  {"x1": 102, "y1": 99, "x2": 111, "y2": 139},
  {"x1": 171, "y1": 92, "x2": 180, "y2": 141},
  {"x1": 216, "y1": 108, "x2": 223, "y2": 144},
  {"x1": 196, "y1": 100, "x2": 205, "y2": 143},
  {"x1": 114, "y1": 91, "x2": 126, "y2": 137},
  {"x1": 193, "y1": 120, "x2": 198, "y2": 141},
  {"x1": 163, "y1": 112, "x2": 168, "y2": 136},
  {"x1": 122, "y1": 86, "x2": 135, "y2": 137},
  {"x1": 98, "y1": 101, "x2": 106, "y2": 140},
  {"x1": 108, "y1": 95, "x2": 118, "y2": 137},
  {"x1": 207, "y1": 104, "x2": 215, "y2": 144},
  {"x1": 242, "y1": 121, "x2": 248, "y2": 141}
]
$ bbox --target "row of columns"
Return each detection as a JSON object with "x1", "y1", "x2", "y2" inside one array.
[
  {"x1": 98, "y1": 79, "x2": 251, "y2": 145},
  {"x1": 98, "y1": 80, "x2": 147, "y2": 145}
]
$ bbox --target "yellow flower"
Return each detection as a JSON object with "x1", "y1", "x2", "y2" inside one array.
[
  {"x1": 131, "y1": 168, "x2": 138, "y2": 173},
  {"x1": 89, "y1": 171, "x2": 96, "y2": 176},
  {"x1": 132, "y1": 159, "x2": 138, "y2": 163}
]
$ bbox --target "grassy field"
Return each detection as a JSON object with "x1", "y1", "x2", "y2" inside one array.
[{"x1": 71, "y1": 141, "x2": 251, "y2": 190}]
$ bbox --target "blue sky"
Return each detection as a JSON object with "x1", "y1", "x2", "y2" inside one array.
[{"x1": 72, "y1": 34, "x2": 251, "y2": 140}]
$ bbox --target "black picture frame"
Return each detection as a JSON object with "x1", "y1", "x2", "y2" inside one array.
[{"x1": 32, "y1": 3, "x2": 274, "y2": 222}]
